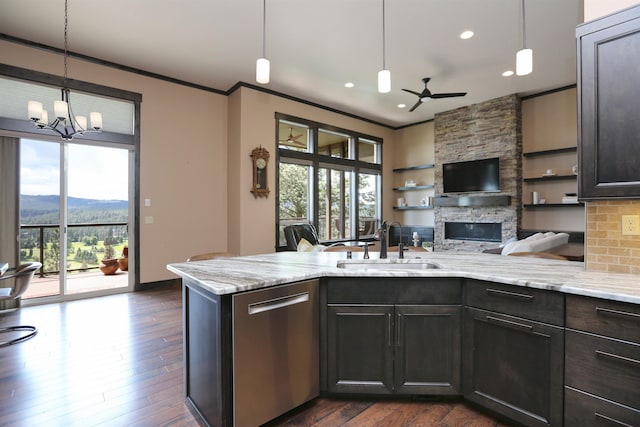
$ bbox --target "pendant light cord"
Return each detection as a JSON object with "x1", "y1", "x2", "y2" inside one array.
[
  {"x1": 262, "y1": 0, "x2": 266, "y2": 58},
  {"x1": 381, "y1": 0, "x2": 386, "y2": 69},
  {"x1": 63, "y1": 0, "x2": 69, "y2": 86},
  {"x1": 521, "y1": 0, "x2": 527, "y2": 49}
]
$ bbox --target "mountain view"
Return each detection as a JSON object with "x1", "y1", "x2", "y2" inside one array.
[
  {"x1": 20, "y1": 195, "x2": 128, "y2": 224},
  {"x1": 20, "y1": 195, "x2": 128, "y2": 273}
]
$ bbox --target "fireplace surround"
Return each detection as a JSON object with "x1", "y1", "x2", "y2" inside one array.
[
  {"x1": 445, "y1": 222, "x2": 502, "y2": 242},
  {"x1": 434, "y1": 94, "x2": 522, "y2": 251}
]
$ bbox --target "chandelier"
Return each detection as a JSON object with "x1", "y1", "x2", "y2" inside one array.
[{"x1": 27, "y1": 0, "x2": 102, "y2": 140}]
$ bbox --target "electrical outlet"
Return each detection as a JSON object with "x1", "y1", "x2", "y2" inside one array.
[{"x1": 621, "y1": 215, "x2": 640, "y2": 235}]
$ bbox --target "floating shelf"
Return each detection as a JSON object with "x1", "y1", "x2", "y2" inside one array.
[
  {"x1": 523, "y1": 174, "x2": 577, "y2": 182},
  {"x1": 523, "y1": 147, "x2": 577, "y2": 157},
  {"x1": 523, "y1": 203, "x2": 584, "y2": 208},
  {"x1": 393, "y1": 184, "x2": 434, "y2": 191},
  {"x1": 393, "y1": 206, "x2": 434, "y2": 210},
  {"x1": 392, "y1": 164, "x2": 435, "y2": 172},
  {"x1": 435, "y1": 195, "x2": 511, "y2": 207}
]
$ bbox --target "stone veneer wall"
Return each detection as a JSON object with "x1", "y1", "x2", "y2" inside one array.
[{"x1": 434, "y1": 94, "x2": 522, "y2": 251}]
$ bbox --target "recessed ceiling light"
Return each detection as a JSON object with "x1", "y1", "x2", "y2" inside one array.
[
  {"x1": 397, "y1": 104, "x2": 406, "y2": 108},
  {"x1": 460, "y1": 30, "x2": 474, "y2": 39},
  {"x1": 502, "y1": 70, "x2": 514, "y2": 77},
  {"x1": 344, "y1": 82, "x2": 354, "y2": 88}
]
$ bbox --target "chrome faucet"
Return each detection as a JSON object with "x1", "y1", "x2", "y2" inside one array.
[{"x1": 373, "y1": 221, "x2": 388, "y2": 258}]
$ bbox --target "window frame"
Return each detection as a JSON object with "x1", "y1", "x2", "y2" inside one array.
[{"x1": 275, "y1": 113, "x2": 382, "y2": 251}]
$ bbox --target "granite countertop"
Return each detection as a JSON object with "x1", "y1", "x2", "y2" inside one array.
[{"x1": 167, "y1": 251, "x2": 640, "y2": 304}]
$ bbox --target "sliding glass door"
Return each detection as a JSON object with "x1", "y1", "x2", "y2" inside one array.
[{"x1": 19, "y1": 138, "x2": 133, "y2": 300}]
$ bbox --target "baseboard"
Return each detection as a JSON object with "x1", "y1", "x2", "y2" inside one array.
[{"x1": 135, "y1": 278, "x2": 181, "y2": 291}]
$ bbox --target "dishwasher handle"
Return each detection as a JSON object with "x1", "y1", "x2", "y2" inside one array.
[{"x1": 247, "y1": 292, "x2": 310, "y2": 315}]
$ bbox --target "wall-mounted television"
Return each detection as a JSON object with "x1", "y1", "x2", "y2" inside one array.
[{"x1": 442, "y1": 157, "x2": 500, "y2": 193}]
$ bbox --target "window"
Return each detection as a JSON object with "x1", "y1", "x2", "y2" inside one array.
[{"x1": 276, "y1": 114, "x2": 382, "y2": 249}]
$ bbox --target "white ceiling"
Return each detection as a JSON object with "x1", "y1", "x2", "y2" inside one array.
[{"x1": 0, "y1": 0, "x2": 583, "y2": 127}]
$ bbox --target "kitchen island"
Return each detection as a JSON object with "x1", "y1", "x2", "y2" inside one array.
[
  {"x1": 168, "y1": 251, "x2": 640, "y2": 427},
  {"x1": 168, "y1": 251, "x2": 640, "y2": 303}
]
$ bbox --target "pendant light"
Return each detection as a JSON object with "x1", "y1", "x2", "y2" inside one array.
[
  {"x1": 256, "y1": 0, "x2": 270, "y2": 84},
  {"x1": 516, "y1": 0, "x2": 533, "y2": 76},
  {"x1": 27, "y1": 0, "x2": 102, "y2": 140},
  {"x1": 377, "y1": 0, "x2": 391, "y2": 93}
]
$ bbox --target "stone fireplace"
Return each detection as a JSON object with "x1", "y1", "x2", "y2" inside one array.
[{"x1": 434, "y1": 95, "x2": 522, "y2": 251}]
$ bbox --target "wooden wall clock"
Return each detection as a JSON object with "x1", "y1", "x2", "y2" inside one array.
[{"x1": 250, "y1": 146, "x2": 270, "y2": 198}]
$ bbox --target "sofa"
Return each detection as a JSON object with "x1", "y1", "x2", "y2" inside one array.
[{"x1": 500, "y1": 232, "x2": 570, "y2": 256}]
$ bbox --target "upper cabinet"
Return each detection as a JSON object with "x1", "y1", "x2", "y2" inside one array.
[{"x1": 577, "y1": 4, "x2": 640, "y2": 199}]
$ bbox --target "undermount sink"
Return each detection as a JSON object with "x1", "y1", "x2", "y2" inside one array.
[{"x1": 337, "y1": 259, "x2": 442, "y2": 270}]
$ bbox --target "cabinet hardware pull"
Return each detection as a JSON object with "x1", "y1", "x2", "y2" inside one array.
[
  {"x1": 486, "y1": 288, "x2": 534, "y2": 301},
  {"x1": 388, "y1": 313, "x2": 392, "y2": 347},
  {"x1": 596, "y1": 306, "x2": 640, "y2": 321},
  {"x1": 396, "y1": 313, "x2": 402, "y2": 347},
  {"x1": 595, "y1": 350, "x2": 640, "y2": 368},
  {"x1": 486, "y1": 315, "x2": 534, "y2": 332},
  {"x1": 247, "y1": 292, "x2": 309, "y2": 315},
  {"x1": 595, "y1": 412, "x2": 634, "y2": 427}
]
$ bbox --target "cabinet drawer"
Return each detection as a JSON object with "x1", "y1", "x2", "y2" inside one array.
[
  {"x1": 565, "y1": 329, "x2": 640, "y2": 411},
  {"x1": 327, "y1": 278, "x2": 461, "y2": 304},
  {"x1": 464, "y1": 279, "x2": 564, "y2": 326},
  {"x1": 463, "y1": 307, "x2": 564, "y2": 427},
  {"x1": 565, "y1": 386, "x2": 640, "y2": 426},
  {"x1": 567, "y1": 294, "x2": 640, "y2": 343}
]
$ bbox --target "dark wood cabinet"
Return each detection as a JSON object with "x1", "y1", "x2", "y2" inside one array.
[
  {"x1": 324, "y1": 278, "x2": 462, "y2": 396},
  {"x1": 463, "y1": 307, "x2": 564, "y2": 427},
  {"x1": 565, "y1": 295, "x2": 640, "y2": 424},
  {"x1": 183, "y1": 279, "x2": 233, "y2": 427},
  {"x1": 565, "y1": 386, "x2": 640, "y2": 426},
  {"x1": 577, "y1": 4, "x2": 640, "y2": 199},
  {"x1": 463, "y1": 279, "x2": 565, "y2": 427},
  {"x1": 394, "y1": 305, "x2": 461, "y2": 395},
  {"x1": 326, "y1": 304, "x2": 394, "y2": 394}
]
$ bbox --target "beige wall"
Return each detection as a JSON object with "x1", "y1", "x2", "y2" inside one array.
[
  {"x1": 1, "y1": 40, "x2": 229, "y2": 283},
  {"x1": 392, "y1": 122, "x2": 435, "y2": 226},
  {"x1": 583, "y1": 0, "x2": 640, "y2": 273},
  {"x1": 521, "y1": 88, "x2": 585, "y2": 232},
  {"x1": 1, "y1": 39, "x2": 396, "y2": 282},
  {"x1": 229, "y1": 87, "x2": 396, "y2": 255},
  {"x1": 584, "y1": 0, "x2": 640, "y2": 21}
]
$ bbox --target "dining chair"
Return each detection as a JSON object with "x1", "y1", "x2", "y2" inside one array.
[
  {"x1": 0, "y1": 262, "x2": 42, "y2": 347},
  {"x1": 187, "y1": 252, "x2": 237, "y2": 262}
]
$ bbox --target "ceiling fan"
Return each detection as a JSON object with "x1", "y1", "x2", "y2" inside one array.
[
  {"x1": 279, "y1": 127, "x2": 305, "y2": 147},
  {"x1": 402, "y1": 77, "x2": 467, "y2": 112}
]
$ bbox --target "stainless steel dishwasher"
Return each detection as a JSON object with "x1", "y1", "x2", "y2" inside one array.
[{"x1": 232, "y1": 279, "x2": 319, "y2": 427}]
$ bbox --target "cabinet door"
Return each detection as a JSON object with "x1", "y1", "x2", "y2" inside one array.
[
  {"x1": 577, "y1": 8, "x2": 640, "y2": 199},
  {"x1": 394, "y1": 305, "x2": 461, "y2": 395},
  {"x1": 463, "y1": 307, "x2": 564, "y2": 427},
  {"x1": 327, "y1": 305, "x2": 394, "y2": 394}
]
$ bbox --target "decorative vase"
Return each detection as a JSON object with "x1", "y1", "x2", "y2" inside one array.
[
  {"x1": 117, "y1": 257, "x2": 128, "y2": 272},
  {"x1": 100, "y1": 258, "x2": 119, "y2": 275}
]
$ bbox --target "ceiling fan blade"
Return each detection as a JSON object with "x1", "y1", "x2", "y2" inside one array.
[
  {"x1": 402, "y1": 89, "x2": 422, "y2": 97},
  {"x1": 408, "y1": 99, "x2": 423, "y2": 112},
  {"x1": 430, "y1": 92, "x2": 467, "y2": 99}
]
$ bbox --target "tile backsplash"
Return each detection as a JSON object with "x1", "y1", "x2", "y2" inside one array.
[{"x1": 586, "y1": 200, "x2": 640, "y2": 274}]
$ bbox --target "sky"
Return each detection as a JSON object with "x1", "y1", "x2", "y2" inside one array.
[{"x1": 20, "y1": 139, "x2": 129, "y2": 201}]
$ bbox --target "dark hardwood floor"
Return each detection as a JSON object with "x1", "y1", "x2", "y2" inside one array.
[{"x1": 0, "y1": 284, "x2": 509, "y2": 427}]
